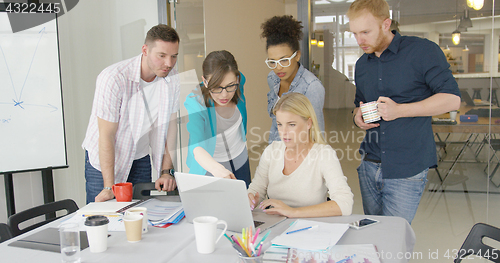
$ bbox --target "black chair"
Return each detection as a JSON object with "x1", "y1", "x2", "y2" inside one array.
[
  {"x1": 0, "y1": 223, "x2": 13, "y2": 243},
  {"x1": 454, "y1": 223, "x2": 500, "y2": 263},
  {"x1": 132, "y1": 182, "x2": 178, "y2": 200},
  {"x1": 7, "y1": 199, "x2": 78, "y2": 236}
]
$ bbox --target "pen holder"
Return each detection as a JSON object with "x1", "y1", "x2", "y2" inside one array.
[{"x1": 238, "y1": 254, "x2": 264, "y2": 263}]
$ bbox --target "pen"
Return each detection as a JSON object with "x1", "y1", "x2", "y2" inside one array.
[
  {"x1": 224, "y1": 233, "x2": 234, "y2": 244},
  {"x1": 236, "y1": 235, "x2": 252, "y2": 257},
  {"x1": 257, "y1": 242, "x2": 263, "y2": 256},
  {"x1": 286, "y1": 225, "x2": 318, "y2": 234},
  {"x1": 252, "y1": 228, "x2": 260, "y2": 244},
  {"x1": 257, "y1": 230, "x2": 271, "y2": 245},
  {"x1": 232, "y1": 243, "x2": 247, "y2": 256}
]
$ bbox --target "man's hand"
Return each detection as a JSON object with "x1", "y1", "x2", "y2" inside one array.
[
  {"x1": 354, "y1": 102, "x2": 380, "y2": 130},
  {"x1": 95, "y1": 189, "x2": 114, "y2": 202},
  {"x1": 377, "y1": 96, "x2": 401, "y2": 121},
  {"x1": 155, "y1": 174, "x2": 177, "y2": 192}
]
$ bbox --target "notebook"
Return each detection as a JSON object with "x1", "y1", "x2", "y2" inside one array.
[
  {"x1": 8, "y1": 228, "x2": 89, "y2": 253},
  {"x1": 174, "y1": 172, "x2": 286, "y2": 232}
]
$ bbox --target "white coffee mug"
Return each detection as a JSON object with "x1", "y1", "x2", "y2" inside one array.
[
  {"x1": 360, "y1": 101, "x2": 381, "y2": 123},
  {"x1": 193, "y1": 216, "x2": 228, "y2": 254},
  {"x1": 125, "y1": 207, "x2": 148, "y2": 234}
]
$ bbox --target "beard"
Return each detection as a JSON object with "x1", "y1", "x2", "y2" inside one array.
[{"x1": 361, "y1": 25, "x2": 388, "y2": 54}]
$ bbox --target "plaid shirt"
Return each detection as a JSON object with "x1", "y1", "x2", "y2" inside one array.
[{"x1": 82, "y1": 54, "x2": 180, "y2": 183}]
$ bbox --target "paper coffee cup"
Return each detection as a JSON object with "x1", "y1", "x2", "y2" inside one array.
[
  {"x1": 123, "y1": 215, "x2": 143, "y2": 243},
  {"x1": 360, "y1": 101, "x2": 380, "y2": 123},
  {"x1": 125, "y1": 207, "x2": 148, "y2": 234},
  {"x1": 84, "y1": 215, "x2": 109, "y2": 253}
]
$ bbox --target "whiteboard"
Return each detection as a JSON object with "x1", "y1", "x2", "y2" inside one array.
[{"x1": 0, "y1": 13, "x2": 67, "y2": 173}]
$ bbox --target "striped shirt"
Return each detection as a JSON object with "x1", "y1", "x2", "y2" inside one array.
[{"x1": 82, "y1": 54, "x2": 180, "y2": 183}]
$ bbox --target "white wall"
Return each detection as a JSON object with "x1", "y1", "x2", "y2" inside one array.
[{"x1": 0, "y1": 0, "x2": 158, "y2": 223}]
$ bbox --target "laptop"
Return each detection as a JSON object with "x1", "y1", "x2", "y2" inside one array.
[
  {"x1": 460, "y1": 89, "x2": 491, "y2": 107},
  {"x1": 174, "y1": 172, "x2": 287, "y2": 232}
]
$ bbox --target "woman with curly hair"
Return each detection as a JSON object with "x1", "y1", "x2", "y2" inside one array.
[{"x1": 261, "y1": 15, "x2": 325, "y2": 143}]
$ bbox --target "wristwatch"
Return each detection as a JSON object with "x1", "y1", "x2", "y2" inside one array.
[
  {"x1": 103, "y1": 187, "x2": 112, "y2": 191},
  {"x1": 161, "y1": 168, "x2": 175, "y2": 177}
]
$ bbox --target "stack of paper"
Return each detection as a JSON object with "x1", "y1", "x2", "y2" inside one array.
[
  {"x1": 135, "y1": 199, "x2": 185, "y2": 228},
  {"x1": 271, "y1": 219, "x2": 349, "y2": 251}
]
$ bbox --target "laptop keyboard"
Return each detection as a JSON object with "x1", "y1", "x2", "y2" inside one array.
[{"x1": 254, "y1": 220, "x2": 265, "y2": 227}]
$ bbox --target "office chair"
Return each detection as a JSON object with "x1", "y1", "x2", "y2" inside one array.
[
  {"x1": 0, "y1": 223, "x2": 13, "y2": 243},
  {"x1": 454, "y1": 223, "x2": 500, "y2": 263},
  {"x1": 132, "y1": 182, "x2": 178, "y2": 200},
  {"x1": 7, "y1": 199, "x2": 78, "y2": 236}
]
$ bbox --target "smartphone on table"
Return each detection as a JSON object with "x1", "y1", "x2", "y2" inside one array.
[{"x1": 348, "y1": 218, "x2": 379, "y2": 230}]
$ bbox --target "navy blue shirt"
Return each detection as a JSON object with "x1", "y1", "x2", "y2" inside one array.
[{"x1": 354, "y1": 31, "x2": 460, "y2": 179}]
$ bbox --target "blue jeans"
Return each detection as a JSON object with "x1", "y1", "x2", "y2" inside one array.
[
  {"x1": 357, "y1": 160, "x2": 428, "y2": 224},
  {"x1": 85, "y1": 151, "x2": 152, "y2": 204}
]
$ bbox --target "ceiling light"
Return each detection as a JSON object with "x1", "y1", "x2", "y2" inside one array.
[
  {"x1": 452, "y1": 0, "x2": 460, "y2": 45},
  {"x1": 311, "y1": 33, "x2": 317, "y2": 46},
  {"x1": 452, "y1": 30, "x2": 461, "y2": 45},
  {"x1": 318, "y1": 35, "x2": 324, "y2": 48},
  {"x1": 467, "y1": 0, "x2": 484, "y2": 10},
  {"x1": 459, "y1": 9, "x2": 473, "y2": 28},
  {"x1": 463, "y1": 45, "x2": 469, "y2": 51}
]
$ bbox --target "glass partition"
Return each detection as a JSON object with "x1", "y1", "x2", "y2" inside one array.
[{"x1": 310, "y1": 0, "x2": 499, "y2": 260}]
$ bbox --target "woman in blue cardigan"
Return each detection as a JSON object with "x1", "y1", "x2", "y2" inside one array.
[{"x1": 184, "y1": 50, "x2": 250, "y2": 187}]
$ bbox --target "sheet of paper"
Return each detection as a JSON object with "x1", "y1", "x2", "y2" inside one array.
[{"x1": 271, "y1": 219, "x2": 349, "y2": 251}]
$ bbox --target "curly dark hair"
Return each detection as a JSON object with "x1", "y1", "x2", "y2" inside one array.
[{"x1": 261, "y1": 15, "x2": 303, "y2": 51}]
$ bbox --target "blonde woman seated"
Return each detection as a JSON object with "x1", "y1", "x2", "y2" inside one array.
[{"x1": 248, "y1": 93, "x2": 353, "y2": 218}]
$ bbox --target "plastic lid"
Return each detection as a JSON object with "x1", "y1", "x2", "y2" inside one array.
[{"x1": 84, "y1": 215, "x2": 110, "y2": 226}]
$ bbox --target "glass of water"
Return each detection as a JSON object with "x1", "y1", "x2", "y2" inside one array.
[{"x1": 59, "y1": 223, "x2": 81, "y2": 263}]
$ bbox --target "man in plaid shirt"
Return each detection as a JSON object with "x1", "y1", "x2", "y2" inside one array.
[{"x1": 82, "y1": 24, "x2": 180, "y2": 203}]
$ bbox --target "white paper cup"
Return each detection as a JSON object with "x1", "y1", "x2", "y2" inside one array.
[
  {"x1": 125, "y1": 207, "x2": 148, "y2": 234},
  {"x1": 193, "y1": 216, "x2": 228, "y2": 254},
  {"x1": 360, "y1": 101, "x2": 380, "y2": 123},
  {"x1": 123, "y1": 215, "x2": 143, "y2": 243},
  {"x1": 449, "y1": 111, "x2": 457, "y2": 121},
  {"x1": 84, "y1": 216, "x2": 109, "y2": 253}
]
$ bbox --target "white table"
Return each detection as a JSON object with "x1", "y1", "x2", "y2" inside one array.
[{"x1": 0, "y1": 200, "x2": 415, "y2": 263}]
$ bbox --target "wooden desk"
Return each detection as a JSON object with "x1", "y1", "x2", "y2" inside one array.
[
  {"x1": 432, "y1": 105, "x2": 500, "y2": 134},
  {"x1": 432, "y1": 104, "x2": 500, "y2": 184}
]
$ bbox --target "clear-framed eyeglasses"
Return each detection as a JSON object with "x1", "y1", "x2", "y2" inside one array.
[
  {"x1": 265, "y1": 51, "x2": 298, "y2": 69},
  {"x1": 209, "y1": 83, "x2": 239, "y2": 94}
]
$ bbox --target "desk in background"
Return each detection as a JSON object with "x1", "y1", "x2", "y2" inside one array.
[
  {"x1": 432, "y1": 104, "x2": 500, "y2": 183},
  {"x1": 0, "y1": 200, "x2": 415, "y2": 263}
]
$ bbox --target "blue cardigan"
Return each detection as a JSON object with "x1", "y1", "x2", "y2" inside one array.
[{"x1": 183, "y1": 73, "x2": 247, "y2": 175}]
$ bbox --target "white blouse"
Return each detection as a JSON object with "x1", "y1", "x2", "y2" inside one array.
[{"x1": 248, "y1": 141, "x2": 353, "y2": 216}]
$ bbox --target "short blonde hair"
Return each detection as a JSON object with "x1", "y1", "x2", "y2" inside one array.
[
  {"x1": 347, "y1": 0, "x2": 390, "y2": 21},
  {"x1": 273, "y1": 93, "x2": 326, "y2": 144}
]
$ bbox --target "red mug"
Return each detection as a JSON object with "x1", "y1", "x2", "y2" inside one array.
[{"x1": 112, "y1": 182, "x2": 133, "y2": 202}]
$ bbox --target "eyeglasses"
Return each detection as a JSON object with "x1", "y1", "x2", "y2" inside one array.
[
  {"x1": 209, "y1": 83, "x2": 239, "y2": 94},
  {"x1": 265, "y1": 51, "x2": 298, "y2": 69}
]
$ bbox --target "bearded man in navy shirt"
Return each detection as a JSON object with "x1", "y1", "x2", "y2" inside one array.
[{"x1": 348, "y1": 0, "x2": 461, "y2": 224}]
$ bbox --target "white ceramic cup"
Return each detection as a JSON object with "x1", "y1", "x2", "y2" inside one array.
[
  {"x1": 84, "y1": 216, "x2": 109, "y2": 253},
  {"x1": 360, "y1": 101, "x2": 380, "y2": 123},
  {"x1": 449, "y1": 110, "x2": 458, "y2": 121},
  {"x1": 125, "y1": 207, "x2": 148, "y2": 234},
  {"x1": 193, "y1": 216, "x2": 228, "y2": 254}
]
